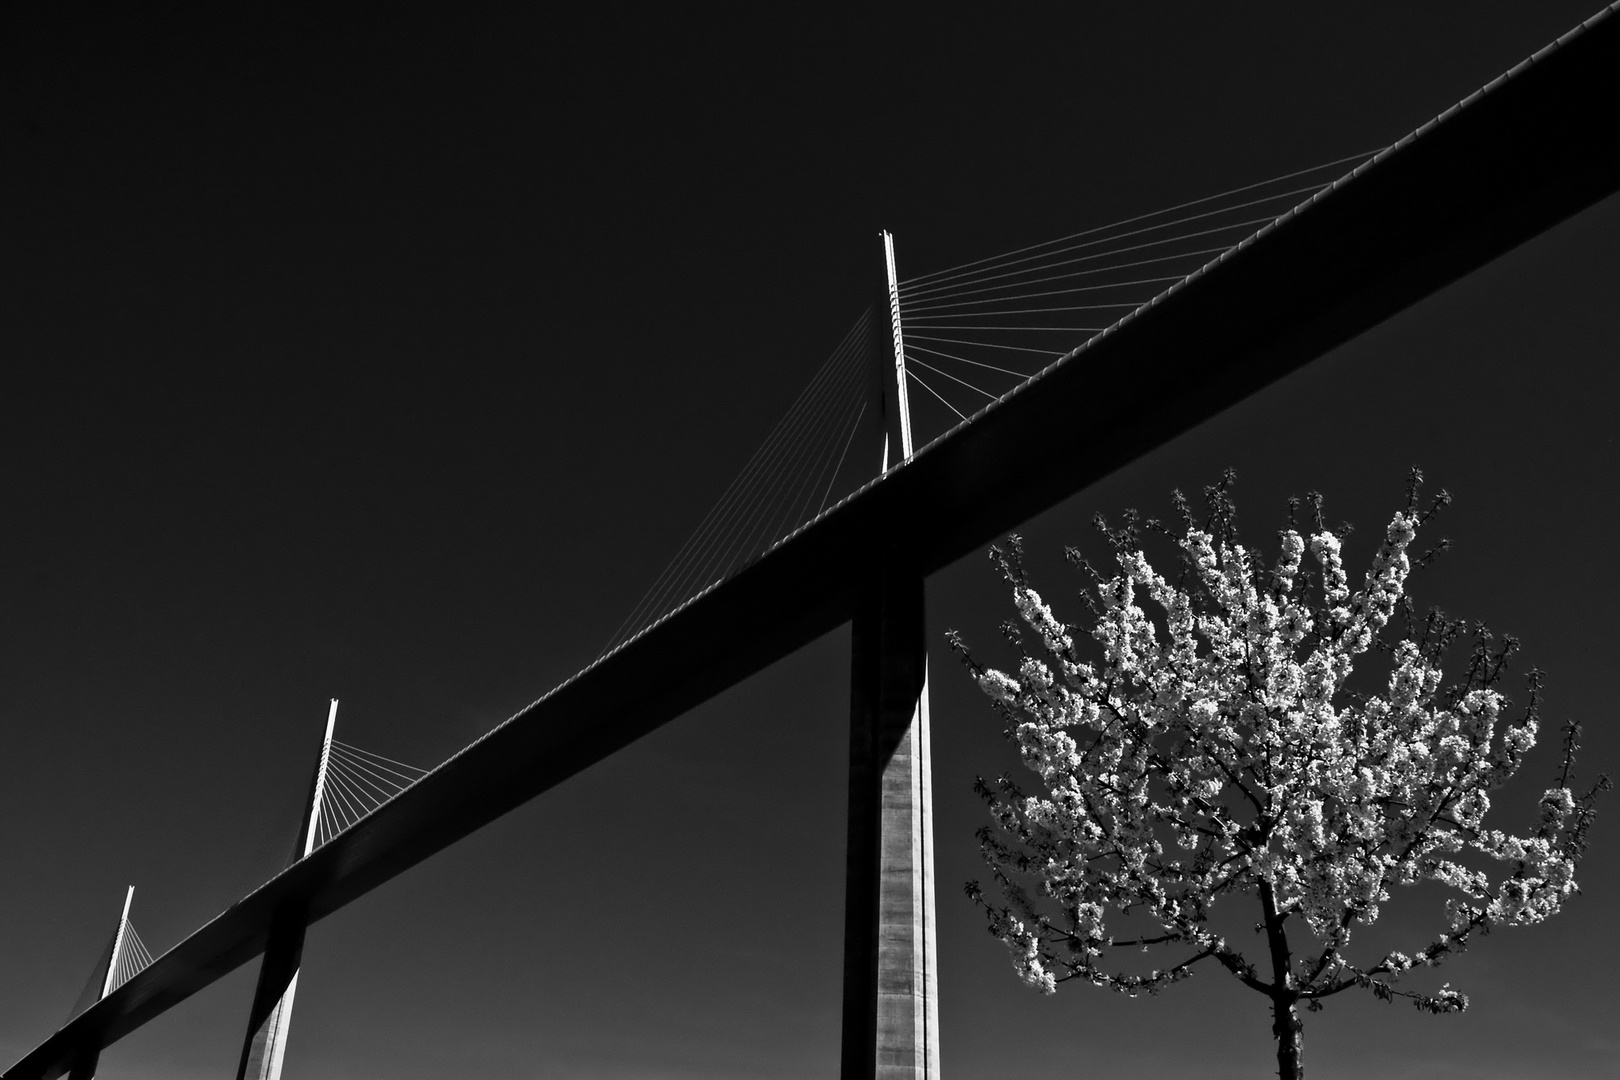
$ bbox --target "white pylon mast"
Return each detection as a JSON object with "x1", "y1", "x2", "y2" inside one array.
[
  {"x1": 882, "y1": 230, "x2": 913, "y2": 465},
  {"x1": 68, "y1": 887, "x2": 137, "y2": 1080},
  {"x1": 98, "y1": 886, "x2": 134, "y2": 1001},
  {"x1": 237, "y1": 699, "x2": 339, "y2": 1080},
  {"x1": 301, "y1": 699, "x2": 339, "y2": 858},
  {"x1": 845, "y1": 231, "x2": 940, "y2": 1078}
]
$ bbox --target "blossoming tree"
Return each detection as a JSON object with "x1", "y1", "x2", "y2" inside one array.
[{"x1": 950, "y1": 471, "x2": 1606, "y2": 1080}]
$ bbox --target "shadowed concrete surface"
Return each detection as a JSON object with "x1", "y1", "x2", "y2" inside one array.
[{"x1": 843, "y1": 559, "x2": 941, "y2": 1079}]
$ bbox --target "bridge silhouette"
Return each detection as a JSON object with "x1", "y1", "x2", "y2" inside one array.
[{"x1": 10, "y1": 6, "x2": 1620, "y2": 1079}]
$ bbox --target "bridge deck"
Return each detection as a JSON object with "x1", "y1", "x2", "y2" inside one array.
[{"x1": 10, "y1": 6, "x2": 1620, "y2": 1078}]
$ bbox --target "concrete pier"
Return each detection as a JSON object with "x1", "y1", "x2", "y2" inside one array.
[
  {"x1": 236, "y1": 913, "x2": 306, "y2": 1080},
  {"x1": 842, "y1": 556, "x2": 940, "y2": 1080}
]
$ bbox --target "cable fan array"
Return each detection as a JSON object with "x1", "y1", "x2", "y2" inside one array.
[
  {"x1": 602, "y1": 308, "x2": 882, "y2": 655},
  {"x1": 893, "y1": 150, "x2": 1381, "y2": 448},
  {"x1": 599, "y1": 150, "x2": 1383, "y2": 661},
  {"x1": 106, "y1": 922, "x2": 156, "y2": 993},
  {"x1": 312, "y1": 739, "x2": 430, "y2": 848},
  {"x1": 67, "y1": 914, "x2": 158, "y2": 1021}
]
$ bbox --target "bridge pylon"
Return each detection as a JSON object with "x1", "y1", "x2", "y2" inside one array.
[
  {"x1": 840, "y1": 232, "x2": 940, "y2": 1080},
  {"x1": 234, "y1": 699, "x2": 338, "y2": 1080},
  {"x1": 64, "y1": 886, "x2": 136, "y2": 1080}
]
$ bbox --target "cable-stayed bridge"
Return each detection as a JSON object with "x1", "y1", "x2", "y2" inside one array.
[
  {"x1": 65, "y1": 889, "x2": 156, "y2": 1027},
  {"x1": 9, "y1": 7, "x2": 1620, "y2": 1079},
  {"x1": 51, "y1": 704, "x2": 432, "y2": 1080}
]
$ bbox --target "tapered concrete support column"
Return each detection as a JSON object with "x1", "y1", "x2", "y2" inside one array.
[
  {"x1": 842, "y1": 554, "x2": 940, "y2": 1080},
  {"x1": 236, "y1": 911, "x2": 307, "y2": 1080}
]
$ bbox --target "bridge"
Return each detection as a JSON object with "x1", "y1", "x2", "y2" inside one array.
[{"x1": 8, "y1": 6, "x2": 1620, "y2": 1078}]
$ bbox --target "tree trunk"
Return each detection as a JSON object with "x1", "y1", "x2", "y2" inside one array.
[
  {"x1": 1270, "y1": 993, "x2": 1304, "y2": 1080},
  {"x1": 1259, "y1": 881, "x2": 1303, "y2": 1080}
]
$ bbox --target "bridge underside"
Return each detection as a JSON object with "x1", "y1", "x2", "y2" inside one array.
[{"x1": 11, "y1": 8, "x2": 1620, "y2": 1078}]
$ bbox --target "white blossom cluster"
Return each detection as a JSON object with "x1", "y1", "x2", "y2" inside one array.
[{"x1": 955, "y1": 484, "x2": 1604, "y2": 1015}]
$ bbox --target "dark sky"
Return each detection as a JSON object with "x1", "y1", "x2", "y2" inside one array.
[{"x1": 2, "y1": 4, "x2": 1616, "y2": 1078}]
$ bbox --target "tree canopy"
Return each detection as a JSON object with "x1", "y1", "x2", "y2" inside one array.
[{"x1": 951, "y1": 471, "x2": 1607, "y2": 1079}]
